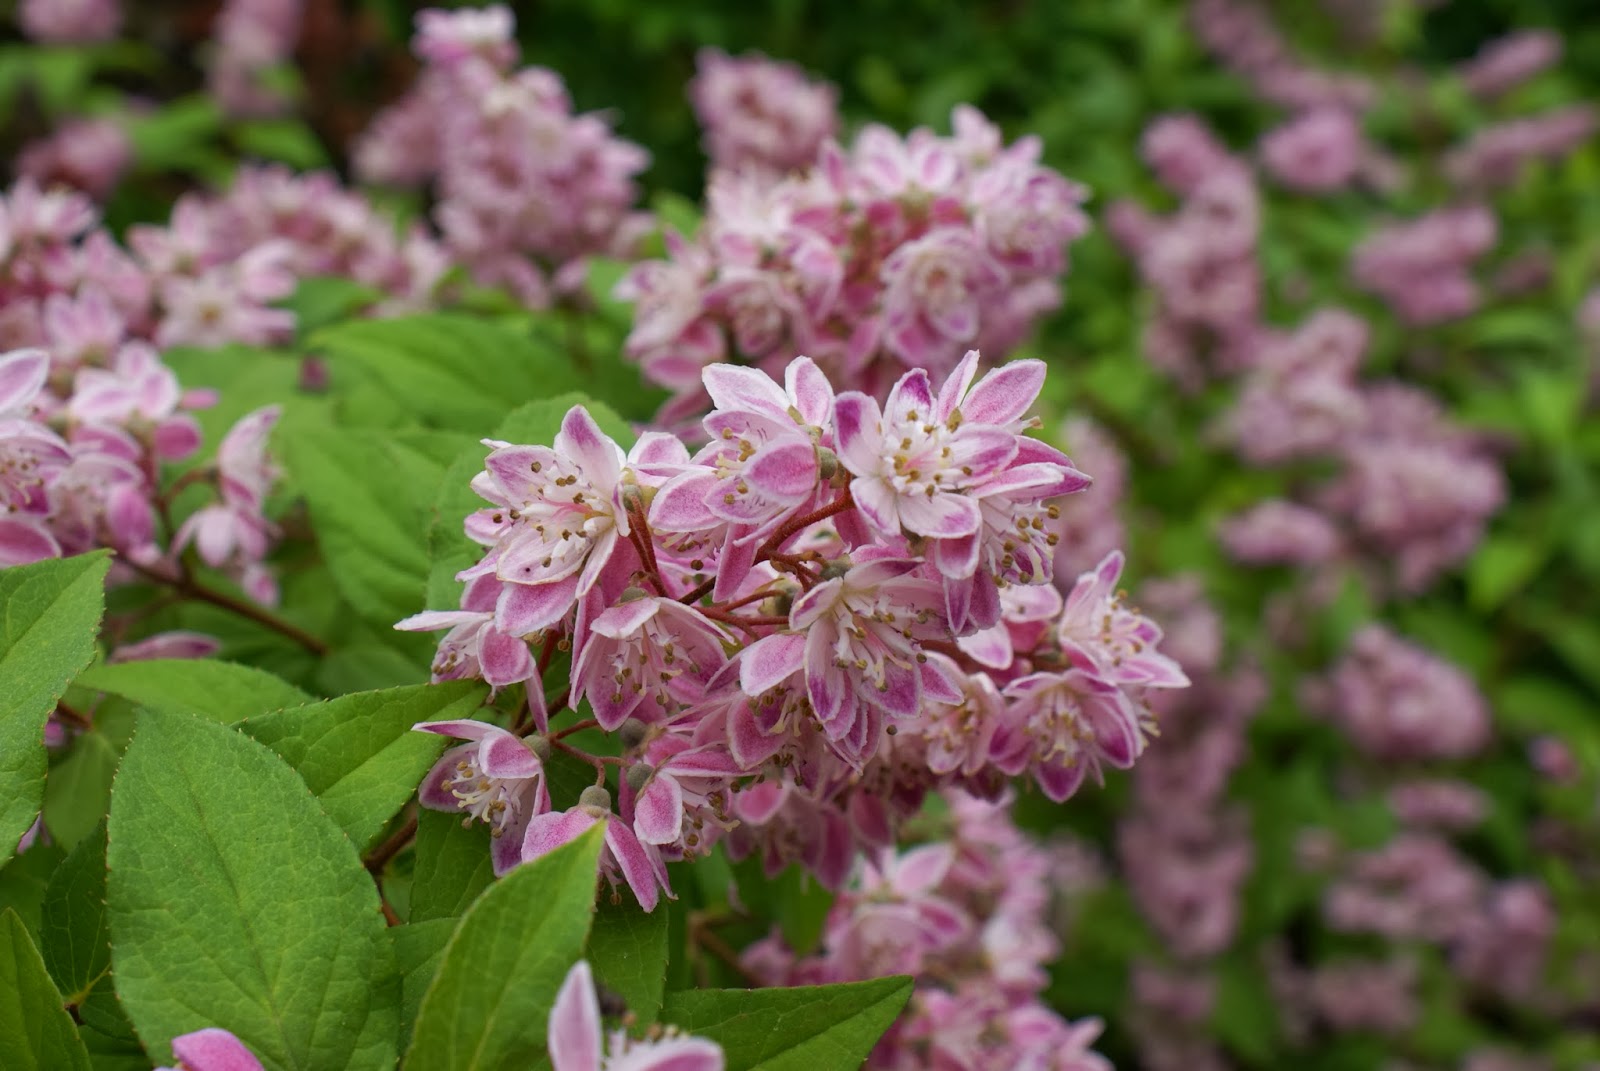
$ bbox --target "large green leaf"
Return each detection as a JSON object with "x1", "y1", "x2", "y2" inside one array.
[
  {"x1": 41, "y1": 728, "x2": 119, "y2": 851},
  {"x1": 281, "y1": 425, "x2": 469, "y2": 630},
  {"x1": 312, "y1": 314, "x2": 587, "y2": 432},
  {"x1": 107, "y1": 710, "x2": 398, "y2": 1071},
  {"x1": 0, "y1": 552, "x2": 110, "y2": 867},
  {"x1": 405, "y1": 826, "x2": 604, "y2": 1071},
  {"x1": 393, "y1": 918, "x2": 455, "y2": 1051},
  {"x1": 408, "y1": 808, "x2": 495, "y2": 923},
  {"x1": 660, "y1": 976, "x2": 914, "y2": 1071},
  {"x1": 40, "y1": 824, "x2": 111, "y2": 1005},
  {"x1": 75, "y1": 659, "x2": 311, "y2": 723},
  {"x1": 587, "y1": 897, "x2": 669, "y2": 1026},
  {"x1": 0, "y1": 907, "x2": 92, "y2": 1071},
  {"x1": 238, "y1": 681, "x2": 486, "y2": 849}
]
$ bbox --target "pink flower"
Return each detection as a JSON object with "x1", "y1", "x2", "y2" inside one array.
[
  {"x1": 155, "y1": 1028, "x2": 264, "y2": 1071},
  {"x1": 549, "y1": 960, "x2": 723, "y2": 1071},
  {"x1": 1057, "y1": 551, "x2": 1189, "y2": 689},
  {"x1": 572, "y1": 595, "x2": 730, "y2": 730},
  {"x1": 396, "y1": 574, "x2": 537, "y2": 691},
  {"x1": 1259, "y1": 109, "x2": 1364, "y2": 193},
  {"x1": 413, "y1": 5, "x2": 517, "y2": 70},
  {"x1": 173, "y1": 406, "x2": 282, "y2": 605},
  {"x1": 18, "y1": 0, "x2": 120, "y2": 43},
  {"x1": 880, "y1": 229, "x2": 1006, "y2": 373},
  {"x1": 414, "y1": 719, "x2": 550, "y2": 876},
  {"x1": 689, "y1": 48, "x2": 838, "y2": 179},
  {"x1": 467, "y1": 407, "x2": 634, "y2": 635},
  {"x1": 523, "y1": 788, "x2": 670, "y2": 911},
  {"x1": 740, "y1": 558, "x2": 955, "y2": 756}
]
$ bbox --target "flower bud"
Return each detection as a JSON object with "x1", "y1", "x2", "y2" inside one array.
[
  {"x1": 625, "y1": 763, "x2": 656, "y2": 792},
  {"x1": 525, "y1": 734, "x2": 552, "y2": 763},
  {"x1": 816, "y1": 445, "x2": 839, "y2": 480},
  {"x1": 618, "y1": 586, "x2": 651, "y2": 604},
  {"x1": 617, "y1": 718, "x2": 649, "y2": 750},
  {"x1": 579, "y1": 785, "x2": 613, "y2": 813}
]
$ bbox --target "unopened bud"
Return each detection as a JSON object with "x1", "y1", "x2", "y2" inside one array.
[
  {"x1": 820, "y1": 557, "x2": 853, "y2": 580},
  {"x1": 816, "y1": 446, "x2": 839, "y2": 480},
  {"x1": 618, "y1": 718, "x2": 649, "y2": 750},
  {"x1": 579, "y1": 785, "x2": 612, "y2": 813},
  {"x1": 618, "y1": 586, "x2": 651, "y2": 604},
  {"x1": 526, "y1": 734, "x2": 552, "y2": 762},
  {"x1": 625, "y1": 763, "x2": 656, "y2": 793}
]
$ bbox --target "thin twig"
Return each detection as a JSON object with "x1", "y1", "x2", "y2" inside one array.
[
  {"x1": 124, "y1": 556, "x2": 329, "y2": 656},
  {"x1": 363, "y1": 812, "x2": 418, "y2": 877}
]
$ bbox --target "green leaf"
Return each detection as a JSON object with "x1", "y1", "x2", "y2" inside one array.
[
  {"x1": 0, "y1": 908, "x2": 92, "y2": 1071},
  {"x1": 587, "y1": 897, "x2": 669, "y2": 1025},
  {"x1": 393, "y1": 919, "x2": 455, "y2": 1051},
  {"x1": 40, "y1": 825, "x2": 111, "y2": 1005},
  {"x1": 107, "y1": 710, "x2": 398, "y2": 1071},
  {"x1": 282, "y1": 277, "x2": 382, "y2": 337},
  {"x1": 405, "y1": 825, "x2": 604, "y2": 1071},
  {"x1": 313, "y1": 314, "x2": 588, "y2": 433},
  {"x1": 75, "y1": 659, "x2": 311, "y2": 723},
  {"x1": 0, "y1": 842, "x2": 66, "y2": 938},
  {"x1": 659, "y1": 976, "x2": 914, "y2": 1071},
  {"x1": 42, "y1": 730, "x2": 119, "y2": 851},
  {"x1": 409, "y1": 809, "x2": 495, "y2": 923},
  {"x1": 0, "y1": 552, "x2": 110, "y2": 867},
  {"x1": 1467, "y1": 535, "x2": 1547, "y2": 613},
  {"x1": 238, "y1": 681, "x2": 486, "y2": 850},
  {"x1": 281, "y1": 425, "x2": 468, "y2": 629}
]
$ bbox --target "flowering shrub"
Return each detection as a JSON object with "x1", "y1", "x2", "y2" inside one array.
[{"x1": 2, "y1": 3, "x2": 1598, "y2": 1071}]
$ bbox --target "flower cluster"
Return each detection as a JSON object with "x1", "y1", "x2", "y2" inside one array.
[
  {"x1": 400, "y1": 352, "x2": 1187, "y2": 907},
  {"x1": 619, "y1": 103, "x2": 1090, "y2": 417},
  {"x1": 17, "y1": 0, "x2": 120, "y2": 43},
  {"x1": 744, "y1": 793, "x2": 1112, "y2": 1071},
  {"x1": 17, "y1": 118, "x2": 132, "y2": 202},
  {"x1": 1351, "y1": 205, "x2": 1500, "y2": 325},
  {"x1": 355, "y1": 5, "x2": 651, "y2": 308},
  {"x1": 208, "y1": 0, "x2": 305, "y2": 117},
  {"x1": 688, "y1": 48, "x2": 839, "y2": 180},
  {"x1": 1188, "y1": 0, "x2": 1374, "y2": 113}
]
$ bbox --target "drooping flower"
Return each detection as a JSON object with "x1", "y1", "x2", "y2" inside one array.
[
  {"x1": 414, "y1": 719, "x2": 550, "y2": 875},
  {"x1": 522, "y1": 787, "x2": 670, "y2": 911}
]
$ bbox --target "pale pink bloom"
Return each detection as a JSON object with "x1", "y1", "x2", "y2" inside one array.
[
  {"x1": 154, "y1": 1028, "x2": 263, "y2": 1071},
  {"x1": 689, "y1": 48, "x2": 838, "y2": 179},
  {"x1": 413, "y1": 5, "x2": 517, "y2": 70},
  {"x1": 1140, "y1": 114, "x2": 1239, "y2": 197},
  {"x1": 549, "y1": 960, "x2": 723, "y2": 1071},
  {"x1": 522, "y1": 790, "x2": 670, "y2": 911},
  {"x1": 1219, "y1": 499, "x2": 1343, "y2": 565},
  {"x1": 827, "y1": 845, "x2": 972, "y2": 979},
  {"x1": 108, "y1": 631, "x2": 221, "y2": 663},
  {"x1": 1057, "y1": 551, "x2": 1189, "y2": 689},
  {"x1": 208, "y1": 0, "x2": 306, "y2": 118},
  {"x1": 468, "y1": 407, "x2": 634, "y2": 635},
  {"x1": 16, "y1": 119, "x2": 131, "y2": 201},
  {"x1": 879, "y1": 228, "x2": 1006, "y2": 372},
  {"x1": 571, "y1": 595, "x2": 730, "y2": 730},
  {"x1": 18, "y1": 0, "x2": 120, "y2": 42},
  {"x1": 414, "y1": 719, "x2": 550, "y2": 876},
  {"x1": 396, "y1": 574, "x2": 536, "y2": 692},
  {"x1": 722, "y1": 777, "x2": 857, "y2": 889},
  {"x1": 69, "y1": 342, "x2": 203, "y2": 461},
  {"x1": 1459, "y1": 30, "x2": 1562, "y2": 99},
  {"x1": 997, "y1": 666, "x2": 1148, "y2": 801},
  {"x1": 1259, "y1": 109, "x2": 1364, "y2": 192},
  {"x1": 173, "y1": 407, "x2": 282, "y2": 605},
  {"x1": 625, "y1": 733, "x2": 741, "y2": 855},
  {"x1": 739, "y1": 558, "x2": 955, "y2": 753}
]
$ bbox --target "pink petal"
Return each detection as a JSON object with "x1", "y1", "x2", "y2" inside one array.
[
  {"x1": 650, "y1": 471, "x2": 720, "y2": 532},
  {"x1": 885, "y1": 368, "x2": 936, "y2": 418},
  {"x1": 522, "y1": 809, "x2": 600, "y2": 862},
  {"x1": 935, "y1": 349, "x2": 981, "y2": 422},
  {"x1": 484, "y1": 445, "x2": 554, "y2": 500},
  {"x1": 961, "y1": 359, "x2": 1045, "y2": 426},
  {"x1": 831, "y1": 392, "x2": 883, "y2": 476},
  {"x1": 479, "y1": 629, "x2": 535, "y2": 688},
  {"x1": 627, "y1": 1038, "x2": 725, "y2": 1071},
  {"x1": 478, "y1": 731, "x2": 543, "y2": 779},
  {"x1": 496, "y1": 575, "x2": 579, "y2": 635},
  {"x1": 703, "y1": 363, "x2": 789, "y2": 418},
  {"x1": 633, "y1": 775, "x2": 684, "y2": 845},
  {"x1": 548, "y1": 961, "x2": 603, "y2": 1071},
  {"x1": 892, "y1": 844, "x2": 953, "y2": 895},
  {"x1": 417, "y1": 743, "x2": 474, "y2": 810},
  {"x1": 1036, "y1": 759, "x2": 1088, "y2": 803},
  {"x1": 0, "y1": 348, "x2": 49, "y2": 414},
  {"x1": 744, "y1": 440, "x2": 818, "y2": 501},
  {"x1": 605, "y1": 821, "x2": 664, "y2": 912},
  {"x1": 555, "y1": 407, "x2": 624, "y2": 488},
  {"x1": 592, "y1": 597, "x2": 662, "y2": 638},
  {"x1": 894, "y1": 491, "x2": 980, "y2": 540},
  {"x1": 848, "y1": 478, "x2": 899, "y2": 536},
  {"x1": 739, "y1": 632, "x2": 806, "y2": 695},
  {"x1": 395, "y1": 610, "x2": 484, "y2": 633},
  {"x1": 785, "y1": 356, "x2": 834, "y2": 425},
  {"x1": 0, "y1": 518, "x2": 60, "y2": 566},
  {"x1": 169, "y1": 1028, "x2": 264, "y2": 1071}
]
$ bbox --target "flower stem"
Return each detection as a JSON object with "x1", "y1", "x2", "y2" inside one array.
[{"x1": 125, "y1": 556, "x2": 329, "y2": 656}]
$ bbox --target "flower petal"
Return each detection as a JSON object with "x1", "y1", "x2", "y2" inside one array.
[{"x1": 548, "y1": 961, "x2": 603, "y2": 1071}]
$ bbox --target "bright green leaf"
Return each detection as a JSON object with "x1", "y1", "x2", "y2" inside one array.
[
  {"x1": 587, "y1": 897, "x2": 669, "y2": 1025},
  {"x1": 409, "y1": 809, "x2": 495, "y2": 923},
  {"x1": 40, "y1": 824, "x2": 111, "y2": 1005},
  {"x1": 405, "y1": 825, "x2": 604, "y2": 1071},
  {"x1": 393, "y1": 919, "x2": 455, "y2": 1051},
  {"x1": 238, "y1": 681, "x2": 486, "y2": 849},
  {"x1": 107, "y1": 710, "x2": 399, "y2": 1071},
  {"x1": 660, "y1": 976, "x2": 914, "y2": 1071},
  {"x1": 41, "y1": 731, "x2": 118, "y2": 851},
  {"x1": 0, "y1": 552, "x2": 110, "y2": 867},
  {"x1": 0, "y1": 908, "x2": 92, "y2": 1071},
  {"x1": 75, "y1": 659, "x2": 311, "y2": 723}
]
